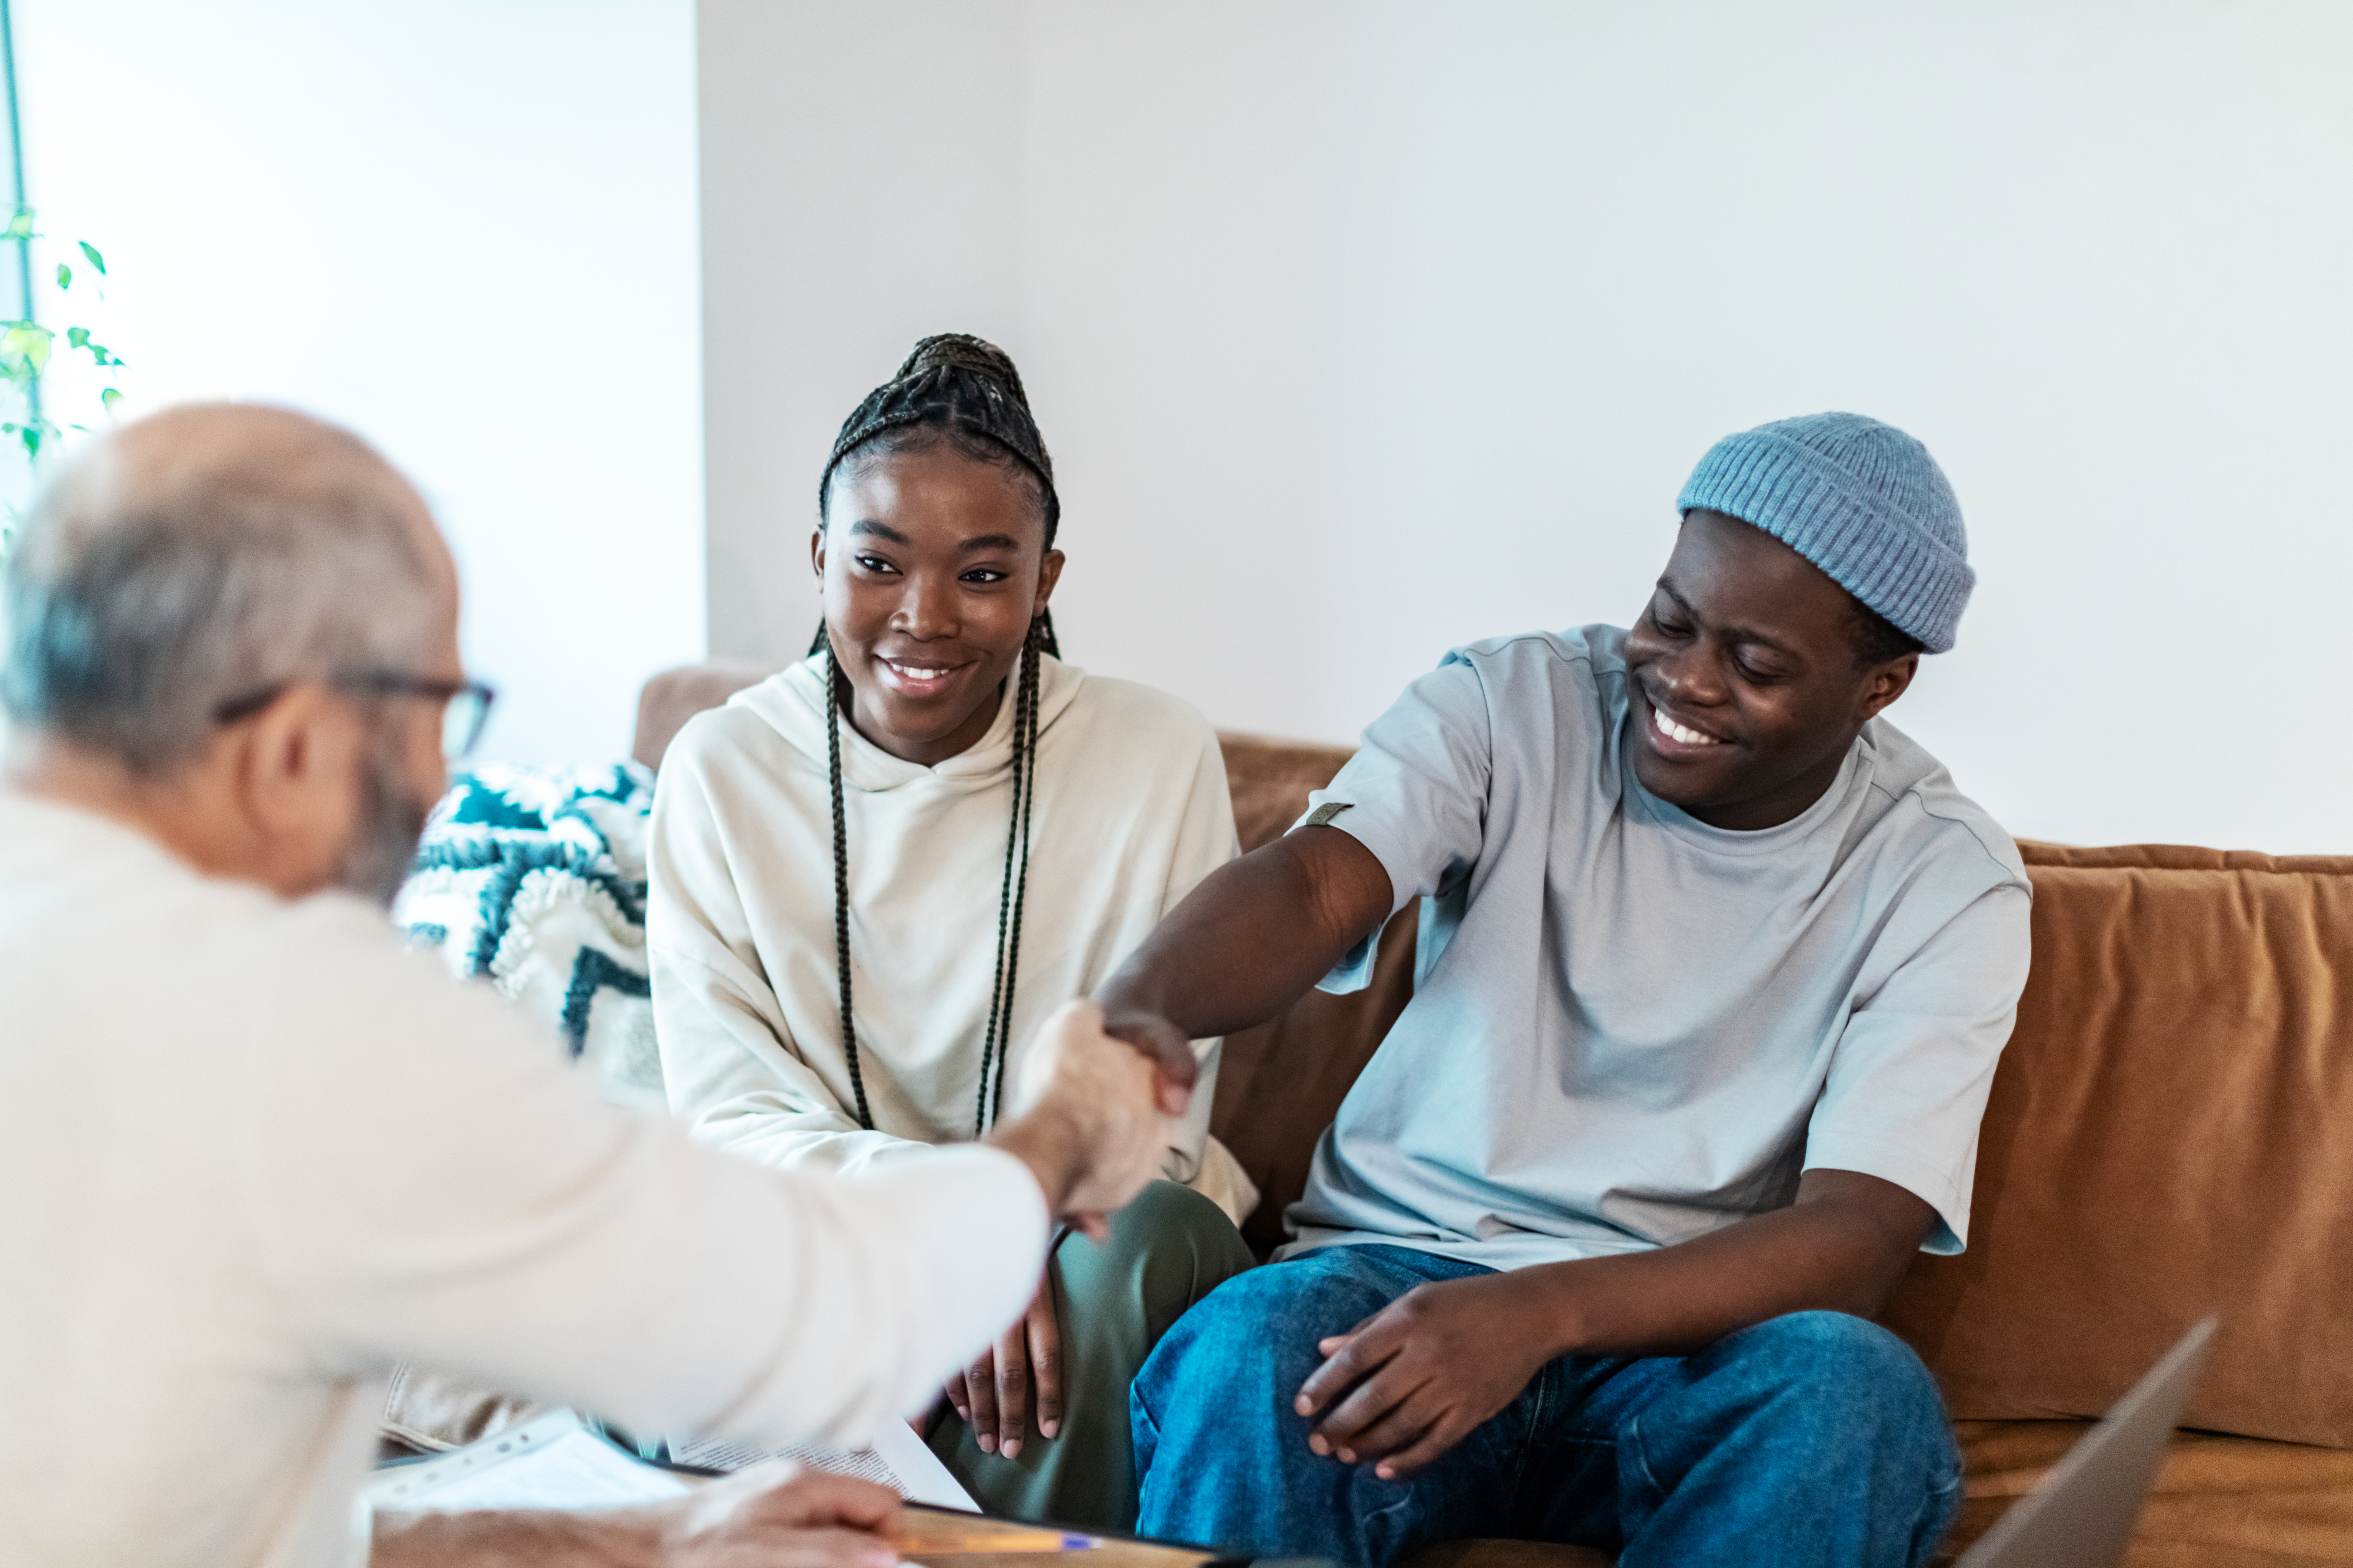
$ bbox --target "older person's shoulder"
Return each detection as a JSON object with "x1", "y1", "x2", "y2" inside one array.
[{"x1": 227, "y1": 887, "x2": 578, "y2": 1066}]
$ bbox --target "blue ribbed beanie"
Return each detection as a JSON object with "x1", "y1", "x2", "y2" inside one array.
[{"x1": 1675, "y1": 412, "x2": 1972, "y2": 653}]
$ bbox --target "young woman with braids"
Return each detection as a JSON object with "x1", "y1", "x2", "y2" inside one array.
[{"x1": 646, "y1": 336, "x2": 1256, "y2": 1530}]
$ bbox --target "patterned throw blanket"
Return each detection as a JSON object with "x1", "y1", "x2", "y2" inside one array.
[{"x1": 392, "y1": 762, "x2": 665, "y2": 1112}]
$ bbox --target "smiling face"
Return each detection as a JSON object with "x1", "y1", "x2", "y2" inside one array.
[
  {"x1": 1622, "y1": 508, "x2": 1919, "y2": 831},
  {"x1": 812, "y1": 441, "x2": 1064, "y2": 766}
]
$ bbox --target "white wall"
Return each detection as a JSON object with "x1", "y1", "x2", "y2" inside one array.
[
  {"x1": 702, "y1": 0, "x2": 2353, "y2": 855},
  {"x1": 12, "y1": 0, "x2": 704, "y2": 764}
]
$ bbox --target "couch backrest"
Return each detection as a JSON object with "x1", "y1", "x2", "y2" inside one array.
[
  {"x1": 1208, "y1": 733, "x2": 2353, "y2": 1449},
  {"x1": 1879, "y1": 840, "x2": 2353, "y2": 1447},
  {"x1": 633, "y1": 659, "x2": 780, "y2": 771}
]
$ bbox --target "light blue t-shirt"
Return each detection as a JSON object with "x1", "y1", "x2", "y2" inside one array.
[{"x1": 1283, "y1": 625, "x2": 2032, "y2": 1272}]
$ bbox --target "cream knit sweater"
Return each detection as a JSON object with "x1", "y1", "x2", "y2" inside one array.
[
  {"x1": 0, "y1": 793, "x2": 1049, "y2": 1568},
  {"x1": 649, "y1": 653, "x2": 1257, "y2": 1222}
]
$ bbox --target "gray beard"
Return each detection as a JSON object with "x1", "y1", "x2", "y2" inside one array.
[{"x1": 336, "y1": 745, "x2": 432, "y2": 908}]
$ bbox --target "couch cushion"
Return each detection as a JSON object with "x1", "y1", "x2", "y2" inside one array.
[
  {"x1": 1941, "y1": 1420, "x2": 2353, "y2": 1566},
  {"x1": 1882, "y1": 842, "x2": 2353, "y2": 1449}
]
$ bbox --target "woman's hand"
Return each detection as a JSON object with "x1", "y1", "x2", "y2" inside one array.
[{"x1": 945, "y1": 1276, "x2": 1063, "y2": 1457}]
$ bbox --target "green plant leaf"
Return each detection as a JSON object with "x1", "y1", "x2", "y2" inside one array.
[
  {"x1": 4, "y1": 209, "x2": 34, "y2": 242},
  {"x1": 0, "y1": 322, "x2": 54, "y2": 376},
  {"x1": 55, "y1": 262, "x2": 69, "y2": 289},
  {"x1": 100, "y1": 387, "x2": 123, "y2": 413},
  {"x1": 78, "y1": 241, "x2": 104, "y2": 275},
  {"x1": 59, "y1": 325, "x2": 118, "y2": 368},
  {"x1": 20, "y1": 425, "x2": 41, "y2": 458}
]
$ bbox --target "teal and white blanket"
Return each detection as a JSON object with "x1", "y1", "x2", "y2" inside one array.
[{"x1": 392, "y1": 762, "x2": 665, "y2": 1112}]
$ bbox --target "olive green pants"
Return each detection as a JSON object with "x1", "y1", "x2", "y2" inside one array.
[{"x1": 929, "y1": 1179, "x2": 1254, "y2": 1532}]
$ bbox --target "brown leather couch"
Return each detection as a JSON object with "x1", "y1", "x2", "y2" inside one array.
[{"x1": 629, "y1": 670, "x2": 2353, "y2": 1565}]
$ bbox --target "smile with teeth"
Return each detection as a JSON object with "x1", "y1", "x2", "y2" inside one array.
[
  {"x1": 1652, "y1": 703, "x2": 1727, "y2": 748},
  {"x1": 882, "y1": 659, "x2": 967, "y2": 689}
]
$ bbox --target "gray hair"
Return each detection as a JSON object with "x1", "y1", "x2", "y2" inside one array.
[{"x1": 1, "y1": 404, "x2": 448, "y2": 775}]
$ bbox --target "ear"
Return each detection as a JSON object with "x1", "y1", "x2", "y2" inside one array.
[
  {"x1": 231, "y1": 683, "x2": 368, "y2": 898},
  {"x1": 1857, "y1": 653, "x2": 1919, "y2": 722},
  {"x1": 1032, "y1": 548, "x2": 1066, "y2": 618},
  {"x1": 809, "y1": 526, "x2": 828, "y2": 585}
]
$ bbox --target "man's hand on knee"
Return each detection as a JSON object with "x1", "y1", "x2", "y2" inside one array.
[
  {"x1": 372, "y1": 1462, "x2": 902, "y2": 1568},
  {"x1": 1293, "y1": 1273, "x2": 1553, "y2": 1481},
  {"x1": 1289, "y1": 1171, "x2": 1942, "y2": 1481}
]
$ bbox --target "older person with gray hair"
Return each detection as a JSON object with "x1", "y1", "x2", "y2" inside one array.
[{"x1": 0, "y1": 404, "x2": 1190, "y2": 1568}]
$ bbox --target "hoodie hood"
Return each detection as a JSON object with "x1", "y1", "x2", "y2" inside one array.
[{"x1": 728, "y1": 650, "x2": 1088, "y2": 794}]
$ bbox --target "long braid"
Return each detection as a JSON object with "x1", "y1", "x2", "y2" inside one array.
[
  {"x1": 970, "y1": 655, "x2": 1024, "y2": 1135},
  {"x1": 824, "y1": 639, "x2": 876, "y2": 1131},
  {"x1": 822, "y1": 619, "x2": 1051, "y2": 1137},
  {"x1": 986, "y1": 622, "x2": 1045, "y2": 1126},
  {"x1": 974, "y1": 618, "x2": 1045, "y2": 1132}
]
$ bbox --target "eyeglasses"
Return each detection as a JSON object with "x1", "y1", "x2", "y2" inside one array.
[{"x1": 214, "y1": 670, "x2": 500, "y2": 760}]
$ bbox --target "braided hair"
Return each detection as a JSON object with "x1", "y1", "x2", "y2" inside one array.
[{"x1": 812, "y1": 334, "x2": 1061, "y2": 1135}]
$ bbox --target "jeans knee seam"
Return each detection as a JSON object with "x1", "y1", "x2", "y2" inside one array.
[
  {"x1": 1509, "y1": 1368, "x2": 1549, "y2": 1503},
  {"x1": 1622, "y1": 1412, "x2": 1665, "y2": 1503}
]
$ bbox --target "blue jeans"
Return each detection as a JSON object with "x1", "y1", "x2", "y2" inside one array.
[{"x1": 1131, "y1": 1245, "x2": 1961, "y2": 1568}]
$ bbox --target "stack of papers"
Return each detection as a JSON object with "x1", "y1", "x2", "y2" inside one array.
[
  {"x1": 362, "y1": 1408, "x2": 975, "y2": 1515},
  {"x1": 364, "y1": 1412, "x2": 689, "y2": 1513},
  {"x1": 672, "y1": 1419, "x2": 975, "y2": 1509}
]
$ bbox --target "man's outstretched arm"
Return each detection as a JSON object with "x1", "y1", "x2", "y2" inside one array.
[{"x1": 1096, "y1": 824, "x2": 1395, "y2": 1096}]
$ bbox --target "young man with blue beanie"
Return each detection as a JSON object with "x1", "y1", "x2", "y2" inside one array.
[{"x1": 1099, "y1": 413, "x2": 2030, "y2": 1568}]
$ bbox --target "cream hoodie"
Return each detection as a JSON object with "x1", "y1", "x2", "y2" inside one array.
[{"x1": 649, "y1": 653, "x2": 1258, "y2": 1223}]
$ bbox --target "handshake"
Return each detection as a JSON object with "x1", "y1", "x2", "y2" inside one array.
[{"x1": 986, "y1": 999, "x2": 1195, "y2": 1239}]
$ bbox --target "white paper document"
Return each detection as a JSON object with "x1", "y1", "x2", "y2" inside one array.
[
  {"x1": 364, "y1": 1410, "x2": 691, "y2": 1513},
  {"x1": 362, "y1": 1406, "x2": 976, "y2": 1520},
  {"x1": 671, "y1": 1417, "x2": 976, "y2": 1510}
]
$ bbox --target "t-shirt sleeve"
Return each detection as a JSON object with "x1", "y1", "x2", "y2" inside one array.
[
  {"x1": 1294, "y1": 655, "x2": 1494, "y2": 995},
  {"x1": 239, "y1": 903, "x2": 1047, "y2": 1449},
  {"x1": 1802, "y1": 879, "x2": 2034, "y2": 1254}
]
